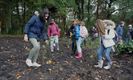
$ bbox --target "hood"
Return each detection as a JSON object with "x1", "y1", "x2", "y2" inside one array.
[{"x1": 103, "y1": 20, "x2": 115, "y2": 29}]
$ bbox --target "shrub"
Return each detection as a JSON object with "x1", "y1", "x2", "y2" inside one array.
[{"x1": 116, "y1": 40, "x2": 133, "y2": 55}]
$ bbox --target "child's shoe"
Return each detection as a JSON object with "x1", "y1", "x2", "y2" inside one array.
[
  {"x1": 75, "y1": 52, "x2": 82, "y2": 59},
  {"x1": 57, "y1": 48, "x2": 59, "y2": 51}
]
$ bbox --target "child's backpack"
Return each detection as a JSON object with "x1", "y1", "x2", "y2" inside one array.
[
  {"x1": 73, "y1": 25, "x2": 80, "y2": 40},
  {"x1": 80, "y1": 26, "x2": 88, "y2": 38}
]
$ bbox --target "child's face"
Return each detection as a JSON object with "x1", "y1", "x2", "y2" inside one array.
[{"x1": 73, "y1": 21, "x2": 77, "y2": 25}]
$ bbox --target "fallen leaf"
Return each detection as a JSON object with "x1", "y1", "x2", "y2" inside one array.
[
  {"x1": 46, "y1": 60, "x2": 56, "y2": 64},
  {"x1": 27, "y1": 68, "x2": 32, "y2": 71},
  {"x1": 16, "y1": 72, "x2": 22, "y2": 79}
]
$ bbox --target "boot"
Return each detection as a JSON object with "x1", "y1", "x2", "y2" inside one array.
[
  {"x1": 94, "y1": 60, "x2": 103, "y2": 68},
  {"x1": 75, "y1": 52, "x2": 82, "y2": 59}
]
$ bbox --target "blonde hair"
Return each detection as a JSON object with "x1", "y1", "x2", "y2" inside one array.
[
  {"x1": 96, "y1": 19, "x2": 105, "y2": 35},
  {"x1": 80, "y1": 21, "x2": 85, "y2": 26},
  {"x1": 73, "y1": 19, "x2": 80, "y2": 25}
]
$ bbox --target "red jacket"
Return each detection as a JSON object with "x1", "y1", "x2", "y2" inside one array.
[{"x1": 48, "y1": 22, "x2": 60, "y2": 37}]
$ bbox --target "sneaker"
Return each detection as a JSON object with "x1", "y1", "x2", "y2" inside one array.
[
  {"x1": 32, "y1": 62, "x2": 41, "y2": 67},
  {"x1": 53, "y1": 43, "x2": 56, "y2": 47},
  {"x1": 51, "y1": 49, "x2": 54, "y2": 52},
  {"x1": 26, "y1": 59, "x2": 33, "y2": 67},
  {"x1": 57, "y1": 48, "x2": 59, "y2": 51},
  {"x1": 104, "y1": 64, "x2": 111, "y2": 70},
  {"x1": 94, "y1": 60, "x2": 103, "y2": 68}
]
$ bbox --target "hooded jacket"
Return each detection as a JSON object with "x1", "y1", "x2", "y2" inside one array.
[
  {"x1": 24, "y1": 15, "x2": 47, "y2": 40},
  {"x1": 47, "y1": 21, "x2": 59, "y2": 37},
  {"x1": 100, "y1": 20, "x2": 116, "y2": 48}
]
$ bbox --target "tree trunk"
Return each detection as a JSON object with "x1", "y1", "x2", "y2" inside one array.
[
  {"x1": 96, "y1": 0, "x2": 100, "y2": 19},
  {"x1": 5, "y1": 5, "x2": 11, "y2": 34},
  {"x1": 106, "y1": 0, "x2": 113, "y2": 19},
  {"x1": 87, "y1": 0, "x2": 91, "y2": 25},
  {"x1": 75, "y1": 0, "x2": 81, "y2": 19},
  {"x1": 81, "y1": 0, "x2": 84, "y2": 20}
]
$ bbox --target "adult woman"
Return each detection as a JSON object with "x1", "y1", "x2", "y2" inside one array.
[
  {"x1": 24, "y1": 8, "x2": 49, "y2": 67},
  {"x1": 95, "y1": 19, "x2": 116, "y2": 69}
]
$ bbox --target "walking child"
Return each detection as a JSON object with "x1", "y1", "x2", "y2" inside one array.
[
  {"x1": 48, "y1": 19, "x2": 60, "y2": 52},
  {"x1": 75, "y1": 21, "x2": 88, "y2": 59}
]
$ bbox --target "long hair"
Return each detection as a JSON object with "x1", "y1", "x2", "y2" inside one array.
[
  {"x1": 39, "y1": 8, "x2": 50, "y2": 22},
  {"x1": 96, "y1": 19, "x2": 105, "y2": 36}
]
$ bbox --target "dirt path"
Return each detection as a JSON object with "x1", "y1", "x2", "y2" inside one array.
[{"x1": 0, "y1": 37, "x2": 133, "y2": 80}]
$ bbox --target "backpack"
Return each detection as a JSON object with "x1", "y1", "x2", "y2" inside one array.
[{"x1": 80, "y1": 26, "x2": 88, "y2": 38}]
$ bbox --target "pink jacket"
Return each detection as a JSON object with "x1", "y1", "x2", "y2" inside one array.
[{"x1": 48, "y1": 23, "x2": 60, "y2": 37}]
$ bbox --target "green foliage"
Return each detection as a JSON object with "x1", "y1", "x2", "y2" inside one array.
[
  {"x1": 85, "y1": 37, "x2": 99, "y2": 49},
  {"x1": 1, "y1": 0, "x2": 133, "y2": 35},
  {"x1": 116, "y1": 40, "x2": 133, "y2": 55}
]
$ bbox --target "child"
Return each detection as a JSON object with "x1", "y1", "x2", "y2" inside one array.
[
  {"x1": 66, "y1": 20, "x2": 75, "y2": 48},
  {"x1": 127, "y1": 24, "x2": 133, "y2": 41},
  {"x1": 70, "y1": 19, "x2": 80, "y2": 56},
  {"x1": 75, "y1": 21, "x2": 88, "y2": 59},
  {"x1": 48, "y1": 19, "x2": 60, "y2": 52},
  {"x1": 94, "y1": 19, "x2": 116, "y2": 69}
]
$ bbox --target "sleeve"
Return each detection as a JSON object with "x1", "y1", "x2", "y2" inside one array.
[
  {"x1": 75, "y1": 26, "x2": 80, "y2": 38},
  {"x1": 120, "y1": 28, "x2": 123, "y2": 36},
  {"x1": 47, "y1": 26, "x2": 51, "y2": 37},
  {"x1": 56, "y1": 24, "x2": 59, "y2": 33},
  {"x1": 103, "y1": 29, "x2": 115, "y2": 39},
  {"x1": 116, "y1": 25, "x2": 120, "y2": 35},
  {"x1": 24, "y1": 16, "x2": 36, "y2": 34}
]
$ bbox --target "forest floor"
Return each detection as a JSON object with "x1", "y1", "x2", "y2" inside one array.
[{"x1": 0, "y1": 37, "x2": 133, "y2": 80}]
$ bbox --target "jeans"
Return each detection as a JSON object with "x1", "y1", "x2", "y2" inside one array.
[
  {"x1": 50, "y1": 35, "x2": 59, "y2": 51},
  {"x1": 76, "y1": 37, "x2": 84, "y2": 53},
  {"x1": 28, "y1": 38, "x2": 40, "y2": 63},
  {"x1": 97, "y1": 44, "x2": 112, "y2": 64}
]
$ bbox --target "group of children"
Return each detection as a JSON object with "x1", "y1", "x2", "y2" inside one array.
[{"x1": 24, "y1": 9, "x2": 126, "y2": 70}]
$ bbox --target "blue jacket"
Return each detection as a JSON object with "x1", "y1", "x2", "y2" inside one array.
[
  {"x1": 73, "y1": 25, "x2": 80, "y2": 40},
  {"x1": 24, "y1": 15, "x2": 47, "y2": 40},
  {"x1": 116, "y1": 24, "x2": 123, "y2": 38}
]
